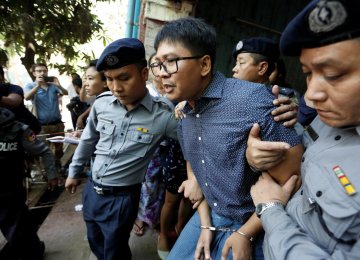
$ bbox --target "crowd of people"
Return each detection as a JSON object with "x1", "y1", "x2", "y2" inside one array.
[{"x1": 0, "y1": 0, "x2": 359, "y2": 259}]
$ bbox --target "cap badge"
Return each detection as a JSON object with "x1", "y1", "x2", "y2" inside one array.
[
  {"x1": 236, "y1": 41, "x2": 243, "y2": 51},
  {"x1": 105, "y1": 55, "x2": 119, "y2": 66},
  {"x1": 308, "y1": 0, "x2": 347, "y2": 33}
]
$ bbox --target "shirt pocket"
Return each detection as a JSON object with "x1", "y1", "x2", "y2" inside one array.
[
  {"x1": 96, "y1": 121, "x2": 115, "y2": 149},
  {"x1": 123, "y1": 130, "x2": 154, "y2": 157}
]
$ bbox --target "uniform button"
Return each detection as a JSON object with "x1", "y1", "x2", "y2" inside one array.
[
  {"x1": 196, "y1": 114, "x2": 200, "y2": 118},
  {"x1": 316, "y1": 191, "x2": 322, "y2": 197},
  {"x1": 205, "y1": 183, "x2": 208, "y2": 186},
  {"x1": 213, "y1": 202, "x2": 217, "y2": 207},
  {"x1": 300, "y1": 190, "x2": 303, "y2": 195},
  {"x1": 302, "y1": 157, "x2": 305, "y2": 162},
  {"x1": 105, "y1": 164, "x2": 108, "y2": 167},
  {"x1": 120, "y1": 133, "x2": 124, "y2": 136},
  {"x1": 138, "y1": 136, "x2": 142, "y2": 139},
  {"x1": 96, "y1": 176, "x2": 100, "y2": 179},
  {"x1": 334, "y1": 135, "x2": 341, "y2": 141},
  {"x1": 102, "y1": 126, "x2": 105, "y2": 130},
  {"x1": 198, "y1": 137, "x2": 201, "y2": 140},
  {"x1": 201, "y1": 160, "x2": 205, "y2": 164}
]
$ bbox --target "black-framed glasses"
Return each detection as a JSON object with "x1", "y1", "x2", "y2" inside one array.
[
  {"x1": 149, "y1": 55, "x2": 203, "y2": 77},
  {"x1": 34, "y1": 69, "x2": 48, "y2": 73}
]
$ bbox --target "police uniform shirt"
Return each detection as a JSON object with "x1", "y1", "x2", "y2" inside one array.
[
  {"x1": 0, "y1": 122, "x2": 57, "y2": 187},
  {"x1": 68, "y1": 91, "x2": 178, "y2": 186},
  {"x1": 261, "y1": 116, "x2": 360, "y2": 259}
]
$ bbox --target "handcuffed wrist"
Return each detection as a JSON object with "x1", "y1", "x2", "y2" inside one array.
[{"x1": 234, "y1": 230, "x2": 254, "y2": 242}]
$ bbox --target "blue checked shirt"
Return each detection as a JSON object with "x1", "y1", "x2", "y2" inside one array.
[{"x1": 178, "y1": 72, "x2": 301, "y2": 222}]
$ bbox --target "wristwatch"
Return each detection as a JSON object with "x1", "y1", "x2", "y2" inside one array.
[{"x1": 255, "y1": 202, "x2": 284, "y2": 218}]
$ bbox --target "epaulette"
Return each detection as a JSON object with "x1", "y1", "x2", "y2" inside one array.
[
  {"x1": 152, "y1": 96, "x2": 174, "y2": 111},
  {"x1": 96, "y1": 91, "x2": 112, "y2": 100}
]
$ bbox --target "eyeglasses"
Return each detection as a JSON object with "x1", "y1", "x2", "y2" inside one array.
[
  {"x1": 34, "y1": 69, "x2": 48, "y2": 73},
  {"x1": 149, "y1": 55, "x2": 203, "y2": 77}
]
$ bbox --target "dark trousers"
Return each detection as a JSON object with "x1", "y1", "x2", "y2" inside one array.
[
  {"x1": 0, "y1": 191, "x2": 43, "y2": 260},
  {"x1": 82, "y1": 180, "x2": 141, "y2": 260}
]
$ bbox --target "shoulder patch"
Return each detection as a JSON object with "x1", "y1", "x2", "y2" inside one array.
[
  {"x1": 152, "y1": 96, "x2": 174, "y2": 110},
  {"x1": 96, "y1": 91, "x2": 112, "y2": 100}
]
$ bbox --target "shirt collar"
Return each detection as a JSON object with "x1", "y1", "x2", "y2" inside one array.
[{"x1": 183, "y1": 71, "x2": 225, "y2": 112}]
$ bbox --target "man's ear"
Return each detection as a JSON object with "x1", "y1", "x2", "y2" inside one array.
[
  {"x1": 258, "y1": 61, "x2": 269, "y2": 76},
  {"x1": 142, "y1": 67, "x2": 149, "y2": 82},
  {"x1": 200, "y1": 55, "x2": 212, "y2": 77}
]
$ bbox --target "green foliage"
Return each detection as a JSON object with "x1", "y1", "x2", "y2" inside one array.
[{"x1": 0, "y1": 0, "x2": 109, "y2": 75}]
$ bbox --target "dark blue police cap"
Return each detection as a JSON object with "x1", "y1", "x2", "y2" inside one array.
[
  {"x1": 232, "y1": 37, "x2": 280, "y2": 63},
  {"x1": 281, "y1": 0, "x2": 360, "y2": 56},
  {"x1": 96, "y1": 38, "x2": 146, "y2": 71}
]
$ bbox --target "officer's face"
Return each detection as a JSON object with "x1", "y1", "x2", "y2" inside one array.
[
  {"x1": 232, "y1": 53, "x2": 261, "y2": 83},
  {"x1": 84, "y1": 66, "x2": 107, "y2": 96},
  {"x1": 104, "y1": 64, "x2": 148, "y2": 110},
  {"x1": 302, "y1": 38, "x2": 360, "y2": 127},
  {"x1": 155, "y1": 40, "x2": 211, "y2": 102}
]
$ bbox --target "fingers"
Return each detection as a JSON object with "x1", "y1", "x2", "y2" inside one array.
[
  {"x1": 221, "y1": 242, "x2": 230, "y2": 260},
  {"x1": 248, "y1": 123, "x2": 261, "y2": 139},
  {"x1": 282, "y1": 118, "x2": 297, "y2": 128},
  {"x1": 271, "y1": 85, "x2": 280, "y2": 98},
  {"x1": 71, "y1": 186, "x2": 77, "y2": 194},
  {"x1": 204, "y1": 242, "x2": 211, "y2": 260},
  {"x1": 192, "y1": 200, "x2": 201, "y2": 209},
  {"x1": 178, "y1": 182, "x2": 185, "y2": 194},
  {"x1": 282, "y1": 175, "x2": 299, "y2": 195},
  {"x1": 273, "y1": 96, "x2": 291, "y2": 106}
]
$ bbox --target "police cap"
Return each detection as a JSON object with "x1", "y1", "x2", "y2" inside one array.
[
  {"x1": 232, "y1": 37, "x2": 280, "y2": 63},
  {"x1": 280, "y1": 0, "x2": 360, "y2": 56},
  {"x1": 96, "y1": 38, "x2": 146, "y2": 71}
]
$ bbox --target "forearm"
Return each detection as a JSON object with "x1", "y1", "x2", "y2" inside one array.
[
  {"x1": 24, "y1": 85, "x2": 39, "y2": 100},
  {"x1": 197, "y1": 199, "x2": 212, "y2": 226},
  {"x1": 268, "y1": 143, "x2": 303, "y2": 189},
  {"x1": 0, "y1": 93, "x2": 23, "y2": 108},
  {"x1": 56, "y1": 84, "x2": 68, "y2": 95},
  {"x1": 237, "y1": 213, "x2": 263, "y2": 241}
]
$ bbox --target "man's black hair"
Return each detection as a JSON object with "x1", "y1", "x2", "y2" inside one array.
[
  {"x1": 154, "y1": 17, "x2": 217, "y2": 69},
  {"x1": 72, "y1": 77, "x2": 82, "y2": 88},
  {"x1": 89, "y1": 59, "x2": 106, "y2": 81}
]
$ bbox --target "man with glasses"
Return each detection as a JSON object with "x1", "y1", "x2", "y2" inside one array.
[
  {"x1": 24, "y1": 63, "x2": 68, "y2": 175},
  {"x1": 152, "y1": 17, "x2": 303, "y2": 260}
]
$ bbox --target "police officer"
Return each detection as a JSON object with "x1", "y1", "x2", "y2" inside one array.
[
  {"x1": 232, "y1": 37, "x2": 279, "y2": 85},
  {"x1": 65, "y1": 38, "x2": 178, "y2": 260},
  {"x1": 0, "y1": 107, "x2": 57, "y2": 259},
  {"x1": 248, "y1": 0, "x2": 360, "y2": 259},
  {"x1": 232, "y1": 37, "x2": 299, "y2": 127}
]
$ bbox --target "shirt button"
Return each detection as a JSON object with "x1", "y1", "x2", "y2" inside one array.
[
  {"x1": 196, "y1": 114, "x2": 200, "y2": 118},
  {"x1": 316, "y1": 191, "x2": 322, "y2": 197},
  {"x1": 201, "y1": 160, "x2": 205, "y2": 164},
  {"x1": 120, "y1": 133, "x2": 124, "y2": 136},
  {"x1": 302, "y1": 157, "x2": 305, "y2": 162},
  {"x1": 198, "y1": 137, "x2": 201, "y2": 141},
  {"x1": 334, "y1": 135, "x2": 341, "y2": 141},
  {"x1": 105, "y1": 164, "x2": 108, "y2": 167},
  {"x1": 205, "y1": 183, "x2": 208, "y2": 186},
  {"x1": 213, "y1": 202, "x2": 217, "y2": 207}
]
